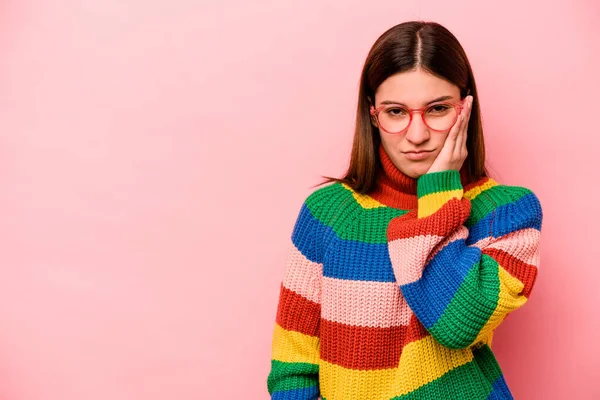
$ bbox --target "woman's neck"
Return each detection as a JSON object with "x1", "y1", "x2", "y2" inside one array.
[{"x1": 367, "y1": 142, "x2": 471, "y2": 209}]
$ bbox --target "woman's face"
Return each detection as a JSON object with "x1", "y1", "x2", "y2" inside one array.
[{"x1": 373, "y1": 68, "x2": 462, "y2": 179}]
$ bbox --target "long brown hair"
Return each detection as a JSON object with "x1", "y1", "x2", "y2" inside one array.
[{"x1": 313, "y1": 21, "x2": 490, "y2": 192}]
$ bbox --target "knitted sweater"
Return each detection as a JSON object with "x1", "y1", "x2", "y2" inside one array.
[{"x1": 267, "y1": 143, "x2": 543, "y2": 400}]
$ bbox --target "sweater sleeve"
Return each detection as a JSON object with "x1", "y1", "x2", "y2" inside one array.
[
  {"x1": 267, "y1": 199, "x2": 324, "y2": 399},
  {"x1": 386, "y1": 170, "x2": 543, "y2": 349}
]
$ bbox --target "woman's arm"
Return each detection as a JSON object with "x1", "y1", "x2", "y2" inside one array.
[
  {"x1": 387, "y1": 170, "x2": 543, "y2": 349},
  {"x1": 267, "y1": 198, "x2": 324, "y2": 400}
]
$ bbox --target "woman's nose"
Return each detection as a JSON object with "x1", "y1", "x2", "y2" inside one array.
[{"x1": 405, "y1": 115, "x2": 430, "y2": 144}]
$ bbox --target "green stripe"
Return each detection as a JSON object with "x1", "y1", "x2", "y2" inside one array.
[
  {"x1": 267, "y1": 360, "x2": 319, "y2": 394},
  {"x1": 417, "y1": 170, "x2": 463, "y2": 198},
  {"x1": 390, "y1": 356, "x2": 494, "y2": 399},
  {"x1": 304, "y1": 183, "x2": 407, "y2": 244},
  {"x1": 471, "y1": 343, "x2": 505, "y2": 384},
  {"x1": 430, "y1": 254, "x2": 501, "y2": 348},
  {"x1": 465, "y1": 185, "x2": 532, "y2": 227},
  {"x1": 304, "y1": 181, "x2": 534, "y2": 242}
]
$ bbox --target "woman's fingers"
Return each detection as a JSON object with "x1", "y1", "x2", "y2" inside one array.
[
  {"x1": 432, "y1": 96, "x2": 472, "y2": 174},
  {"x1": 457, "y1": 96, "x2": 473, "y2": 153},
  {"x1": 451, "y1": 111, "x2": 466, "y2": 156},
  {"x1": 442, "y1": 115, "x2": 461, "y2": 163},
  {"x1": 461, "y1": 96, "x2": 472, "y2": 151},
  {"x1": 449, "y1": 110, "x2": 463, "y2": 143}
]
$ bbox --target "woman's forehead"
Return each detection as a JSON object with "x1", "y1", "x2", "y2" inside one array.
[{"x1": 375, "y1": 70, "x2": 460, "y2": 105}]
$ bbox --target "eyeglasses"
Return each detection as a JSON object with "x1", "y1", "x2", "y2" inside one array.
[{"x1": 370, "y1": 99, "x2": 466, "y2": 134}]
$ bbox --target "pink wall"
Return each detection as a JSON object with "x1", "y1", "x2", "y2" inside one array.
[{"x1": 0, "y1": 1, "x2": 598, "y2": 399}]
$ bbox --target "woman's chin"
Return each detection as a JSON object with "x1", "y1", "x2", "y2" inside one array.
[{"x1": 405, "y1": 163, "x2": 431, "y2": 179}]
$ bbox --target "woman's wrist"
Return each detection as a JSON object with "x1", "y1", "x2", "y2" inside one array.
[{"x1": 417, "y1": 170, "x2": 464, "y2": 218}]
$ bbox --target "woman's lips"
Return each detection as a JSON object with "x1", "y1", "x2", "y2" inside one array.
[{"x1": 403, "y1": 150, "x2": 434, "y2": 161}]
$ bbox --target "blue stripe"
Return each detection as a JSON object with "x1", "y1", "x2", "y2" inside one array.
[
  {"x1": 291, "y1": 202, "x2": 331, "y2": 264},
  {"x1": 272, "y1": 385, "x2": 320, "y2": 400},
  {"x1": 323, "y1": 234, "x2": 395, "y2": 282},
  {"x1": 467, "y1": 192, "x2": 542, "y2": 245},
  {"x1": 486, "y1": 375, "x2": 514, "y2": 399},
  {"x1": 399, "y1": 239, "x2": 482, "y2": 328},
  {"x1": 293, "y1": 202, "x2": 396, "y2": 282}
]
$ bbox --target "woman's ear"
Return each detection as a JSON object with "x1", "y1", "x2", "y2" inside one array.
[
  {"x1": 370, "y1": 115, "x2": 378, "y2": 128},
  {"x1": 367, "y1": 96, "x2": 378, "y2": 128}
]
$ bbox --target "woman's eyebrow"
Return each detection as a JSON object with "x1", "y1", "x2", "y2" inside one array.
[{"x1": 381, "y1": 95, "x2": 454, "y2": 106}]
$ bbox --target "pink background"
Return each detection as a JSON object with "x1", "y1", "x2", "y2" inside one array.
[{"x1": 0, "y1": 1, "x2": 598, "y2": 399}]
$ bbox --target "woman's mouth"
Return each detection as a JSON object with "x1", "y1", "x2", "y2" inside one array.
[{"x1": 403, "y1": 150, "x2": 434, "y2": 161}]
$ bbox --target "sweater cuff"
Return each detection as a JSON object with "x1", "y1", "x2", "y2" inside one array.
[{"x1": 417, "y1": 170, "x2": 464, "y2": 218}]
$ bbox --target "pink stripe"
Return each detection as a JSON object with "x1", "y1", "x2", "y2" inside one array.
[
  {"x1": 388, "y1": 234, "x2": 442, "y2": 285},
  {"x1": 427, "y1": 226, "x2": 469, "y2": 262},
  {"x1": 388, "y1": 227, "x2": 468, "y2": 285},
  {"x1": 281, "y1": 241, "x2": 323, "y2": 304},
  {"x1": 473, "y1": 228, "x2": 541, "y2": 266},
  {"x1": 321, "y1": 277, "x2": 413, "y2": 327}
]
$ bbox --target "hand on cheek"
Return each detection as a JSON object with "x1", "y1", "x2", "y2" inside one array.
[{"x1": 426, "y1": 96, "x2": 473, "y2": 174}]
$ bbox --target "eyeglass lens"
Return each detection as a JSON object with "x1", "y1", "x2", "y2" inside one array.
[{"x1": 377, "y1": 103, "x2": 458, "y2": 133}]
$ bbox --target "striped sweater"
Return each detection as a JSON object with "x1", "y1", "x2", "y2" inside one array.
[{"x1": 267, "y1": 142, "x2": 543, "y2": 400}]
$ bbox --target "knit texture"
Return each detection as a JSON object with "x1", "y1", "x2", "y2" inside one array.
[{"x1": 267, "y1": 143, "x2": 543, "y2": 400}]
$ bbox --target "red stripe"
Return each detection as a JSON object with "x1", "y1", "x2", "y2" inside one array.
[
  {"x1": 320, "y1": 313, "x2": 430, "y2": 370},
  {"x1": 276, "y1": 284, "x2": 320, "y2": 337},
  {"x1": 482, "y1": 248, "x2": 538, "y2": 298},
  {"x1": 387, "y1": 198, "x2": 471, "y2": 241},
  {"x1": 464, "y1": 176, "x2": 492, "y2": 192},
  {"x1": 367, "y1": 183, "x2": 418, "y2": 210}
]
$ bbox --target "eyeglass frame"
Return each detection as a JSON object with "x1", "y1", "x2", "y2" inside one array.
[{"x1": 369, "y1": 98, "x2": 468, "y2": 135}]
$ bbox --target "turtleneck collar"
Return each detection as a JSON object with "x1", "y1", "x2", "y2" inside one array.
[{"x1": 368, "y1": 142, "x2": 471, "y2": 209}]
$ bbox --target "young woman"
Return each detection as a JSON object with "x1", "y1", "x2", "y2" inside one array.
[{"x1": 267, "y1": 20, "x2": 543, "y2": 400}]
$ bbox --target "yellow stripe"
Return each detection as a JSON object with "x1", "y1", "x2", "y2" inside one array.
[
  {"x1": 271, "y1": 323, "x2": 320, "y2": 364},
  {"x1": 340, "y1": 178, "x2": 499, "y2": 210},
  {"x1": 418, "y1": 189, "x2": 463, "y2": 218},
  {"x1": 485, "y1": 330, "x2": 494, "y2": 347},
  {"x1": 464, "y1": 178, "x2": 498, "y2": 201},
  {"x1": 471, "y1": 264, "x2": 526, "y2": 346},
  {"x1": 341, "y1": 183, "x2": 384, "y2": 209},
  {"x1": 320, "y1": 335, "x2": 473, "y2": 400}
]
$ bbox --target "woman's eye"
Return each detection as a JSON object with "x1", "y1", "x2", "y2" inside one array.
[
  {"x1": 428, "y1": 104, "x2": 450, "y2": 114},
  {"x1": 386, "y1": 107, "x2": 407, "y2": 116}
]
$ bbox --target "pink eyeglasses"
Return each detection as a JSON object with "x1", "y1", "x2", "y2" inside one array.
[{"x1": 370, "y1": 98, "x2": 467, "y2": 134}]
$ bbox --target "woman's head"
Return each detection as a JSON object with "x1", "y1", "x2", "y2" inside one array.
[{"x1": 318, "y1": 21, "x2": 488, "y2": 191}]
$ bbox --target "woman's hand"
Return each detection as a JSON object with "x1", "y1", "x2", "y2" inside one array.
[{"x1": 426, "y1": 95, "x2": 473, "y2": 174}]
